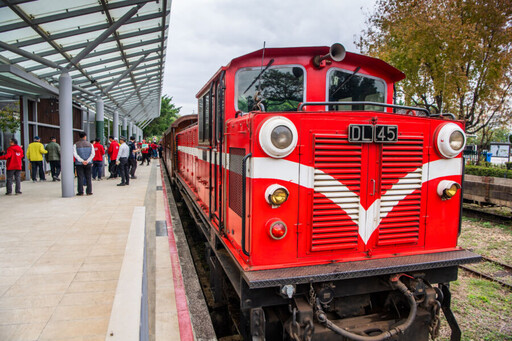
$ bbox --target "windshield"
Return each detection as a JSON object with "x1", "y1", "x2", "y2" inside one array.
[
  {"x1": 328, "y1": 69, "x2": 386, "y2": 111},
  {"x1": 236, "y1": 66, "x2": 305, "y2": 112}
]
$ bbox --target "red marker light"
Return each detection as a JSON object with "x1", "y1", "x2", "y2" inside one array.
[{"x1": 270, "y1": 222, "x2": 287, "y2": 240}]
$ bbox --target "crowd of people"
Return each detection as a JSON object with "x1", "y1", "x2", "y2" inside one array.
[{"x1": 0, "y1": 133, "x2": 163, "y2": 196}]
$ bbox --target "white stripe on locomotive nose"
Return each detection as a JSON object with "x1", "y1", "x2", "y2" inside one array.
[{"x1": 422, "y1": 158, "x2": 462, "y2": 183}]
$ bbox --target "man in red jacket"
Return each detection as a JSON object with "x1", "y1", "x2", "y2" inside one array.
[
  {"x1": 92, "y1": 138, "x2": 105, "y2": 180},
  {"x1": 107, "y1": 136, "x2": 120, "y2": 179},
  {"x1": 0, "y1": 138, "x2": 24, "y2": 195}
]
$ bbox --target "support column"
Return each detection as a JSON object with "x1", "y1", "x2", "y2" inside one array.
[
  {"x1": 88, "y1": 108, "x2": 95, "y2": 140},
  {"x1": 22, "y1": 96, "x2": 30, "y2": 180},
  {"x1": 33, "y1": 99, "x2": 38, "y2": 138},
  {"x1": 59, "y1": 70, "x2": 74, "y2": 197},
  {"x1": 122, "y1": 116, "x2": 127, "y2": 138},
  {"x1": 83, "y1": 108, "x2": 89, "y2": 138},
  {"x1": 113, "y1": 110, "x2": 119, "y2": 140},
  {"x1": 95, "y1": 98, "x2": 104, "y2": 145},
  {"x1": 129, "y1": 121, "x2": 133, "y2": 138}
]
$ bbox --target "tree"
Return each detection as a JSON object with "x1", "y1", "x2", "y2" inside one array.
[
  {"x1": 357, "y1": 0, "x2": 512, "y2": 134},
  {"x1": 143, "y1": 95, "x2": 181, "y2": 138},
  {"x1": 0, "y1": 102, "x2": 20, "y2": 133}
]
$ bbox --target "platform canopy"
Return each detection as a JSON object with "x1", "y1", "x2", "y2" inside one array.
[{"x1": 0, "y1": 0, "x2": 170, "y2": 124}]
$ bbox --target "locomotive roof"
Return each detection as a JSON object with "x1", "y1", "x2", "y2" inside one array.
[{"x1": 196, "y1": 45, "x2": 405, "y2": 97}]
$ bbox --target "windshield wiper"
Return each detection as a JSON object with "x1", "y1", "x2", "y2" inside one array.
[
  {"x1": 330, "y1": 66, "x2": 361, "y2": 98},
  {"x1": 243, "y1": 58, "x2": 274, "y2": 94}
]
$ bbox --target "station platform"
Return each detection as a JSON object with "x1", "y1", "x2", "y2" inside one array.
[{"x1": 0, "y1": 162, "x2": 184, "y2": 340}]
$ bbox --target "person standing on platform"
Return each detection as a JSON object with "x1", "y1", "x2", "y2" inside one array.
[
  {"x1": 116, "y1": 136, "x2": 130, "y2": 186},
  {"x1": 158, "y1": 142, "x2": 163, "y2": 158},
  {"x1": 73, "y1": 132, "x2": 95, "y2": 196},
  {"x1": 45, "y1": 137, "x2": 61, "y2": 181},
  {"x1": 128, "y1": 136, "x2": 138, "y2": 179},
  {"x1": 107, "y1": 136, "x2": 119, "y2": 179},
  {"x1": 0, "y1": 138, "x2": 24, "y2": 195},
  {"x1": 151, "y1": 141, "x2": 158, "y2": 158},
  {"x1": 26, "y1": 136, "x2": 48, "y2": 182},
  {"x1": 92, "y1": 138, "x2": 105, "y2": 181},
  {"x1": 140, "y1": 140, "x2": 150, "y2": 166}
]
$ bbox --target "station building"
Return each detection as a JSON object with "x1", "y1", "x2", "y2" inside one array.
[{"x1": 0, "y1": 1, "x2": 213, "y2": 340}]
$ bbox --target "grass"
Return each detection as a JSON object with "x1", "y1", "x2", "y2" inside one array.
[
  {"x1": 439, "y1": 276, "x2": 512, "y2": 340},
  {"x1": 437, "y1": 218, "x2": 512, "y2": 340},
  {"x1": 459, "y1": 217, "x2": 512, "y2": 264}
]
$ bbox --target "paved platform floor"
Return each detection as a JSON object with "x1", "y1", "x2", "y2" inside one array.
[{"x1": 0, "y1": 161, "x2": 180, "y2": 340}]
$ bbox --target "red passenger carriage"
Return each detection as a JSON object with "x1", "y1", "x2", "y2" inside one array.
[{"x1": 162, "y1": 44, "x2": 480, "y2": 341}]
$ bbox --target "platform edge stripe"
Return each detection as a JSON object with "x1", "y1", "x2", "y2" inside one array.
[
  {"x1": 159, "y1": 164, "x2": 195, "y2": 341},
  {"x1": 106, "y1": 206, "x2": 146, "y2": 340}
]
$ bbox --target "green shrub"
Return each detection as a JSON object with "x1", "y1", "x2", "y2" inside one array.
[
  {"x1": 465, "y1": 165, "x2": 512, "y2": 178},
  {"x1": 506, "y1": 162, "x2": 512, "y2": 170}
]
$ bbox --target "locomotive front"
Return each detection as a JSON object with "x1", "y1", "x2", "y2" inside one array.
[{"x1": 173, "y1": 45, "x2": 481, "y2": 340}]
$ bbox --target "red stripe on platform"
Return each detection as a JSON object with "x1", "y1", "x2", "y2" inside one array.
[{"x1": 159, "y1": 163, "x2": 194, "y2": 341}]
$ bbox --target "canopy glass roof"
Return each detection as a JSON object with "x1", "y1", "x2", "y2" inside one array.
[{"x1": 0, "y1": 0, "x2": 170, "y2": 123}]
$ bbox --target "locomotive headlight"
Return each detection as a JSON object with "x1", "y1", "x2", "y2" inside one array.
[
  {"x1": 437, "y1": 180, "x2": 461, "y2": 200},
  {"x1": 271, "y1": 125, "x2": 293, "y2": 149},
  {"x1": 265, "y1": 184, "x2": 289, "y2": 206},
  {"x1": 259, "y1": 116, "x2": 298, "y2": 158},
  {"x1": 449, "y1": 131, "x2": 465, "y2": 150},
  {"x1": 435, "y1": 123, "x2": 466, "y2": 158}
]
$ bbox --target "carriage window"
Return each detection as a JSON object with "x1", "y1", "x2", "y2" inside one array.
[
  {"x1": 198, "y1": 92, "x2": 210, "y2": 144},
  {"x1": 328, "y1": 69, "x2": 386, "y2": 111},
  {"x1": 236, "y1": 66, "x2": 305, "y2": 112},
  {"x1": 198, "y1": 96, "x2": 204, "y2": 141}
]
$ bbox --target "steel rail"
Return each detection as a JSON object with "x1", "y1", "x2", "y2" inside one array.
[
  {"x1": 462, "y1": 206, "x2": 512, "y2": 224},
  {"x1": 480, "y1": 255, "x2": 512, "y2": 273},
  {"x1": 459, "y1": 265, "x2": 512, "y2": 291}
]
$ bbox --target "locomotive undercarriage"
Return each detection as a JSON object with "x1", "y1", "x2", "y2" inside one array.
[
  {"x1": 206, "y1": 246, "x2": 461, "y2": 341},
  {"x1": 210, "y1": 253, "x2": 461, "y2": 341},
  {"x1": 171, "y1": 174, "x2": 477, "y2": 341}
]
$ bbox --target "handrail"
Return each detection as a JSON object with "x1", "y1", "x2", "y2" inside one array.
[
  {"x1": 431, "y1": 112, "x2": 457, "y2": 120},
  {"x1": 297, "y1": 101, "x2": 432, "y2": 116},
  {"x1": 241, "y1": 153, "x2": 251, "y2": 257}
]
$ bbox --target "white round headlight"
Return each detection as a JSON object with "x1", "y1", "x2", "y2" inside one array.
[
  {"x1": 259, "y1": 116, "x2": 298, "y2": 158},
  {"x1": 436, "y1": 123, "x2": 466, "y2": 158},
  {"x1": 271, "y1": 125, "x2": 293, "y2": 149}
]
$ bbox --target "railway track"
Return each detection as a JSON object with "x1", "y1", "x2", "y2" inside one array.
[
  {"x1": 171, "y1": 184, "x2": 241, "y2": 339},
  {"x1": 460, "y1": 255, "x2": 512, "y2": 291},
  {"x1": 462, "y1": 205, "x2": 512, "y2": 225}
]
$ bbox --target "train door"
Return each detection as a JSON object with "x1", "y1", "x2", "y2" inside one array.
[
  {"x1": 210, "y1": 73, "x2": 226, "y2": 230},
  {"x1": 298, "y1": 116, "x2": 370, "y2": 257},
  {"x1": 365, "y1": 118, "x2": 429, "y2": 252}
]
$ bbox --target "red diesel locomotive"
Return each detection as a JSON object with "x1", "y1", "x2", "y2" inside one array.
[{"x1": 162, "y1": 44, "x2": 480, "y2": 341}]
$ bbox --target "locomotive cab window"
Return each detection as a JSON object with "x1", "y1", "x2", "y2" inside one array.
[
  {"x1": 236, "y1": 65, "x2": 305, "y2": 112},
  {"x1": 327, "y1": 68, "x2": 386, "y2": 111}
]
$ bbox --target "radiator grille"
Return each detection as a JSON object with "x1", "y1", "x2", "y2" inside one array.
[
  {"x1": 378, "y1": 134, "x2": 424, "y2": 246},
  {"x1": 312, "y1": 134, "x2": 361, "y2": 252}
]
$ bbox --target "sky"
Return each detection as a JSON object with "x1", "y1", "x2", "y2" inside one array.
[{"x1": 163, "y1": 0, "x2": 376, "y2": 115}]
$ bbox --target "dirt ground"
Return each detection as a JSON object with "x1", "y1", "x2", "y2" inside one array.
[{"x1": 438, "y1": 217, "x2": 512, "y2": 340}]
